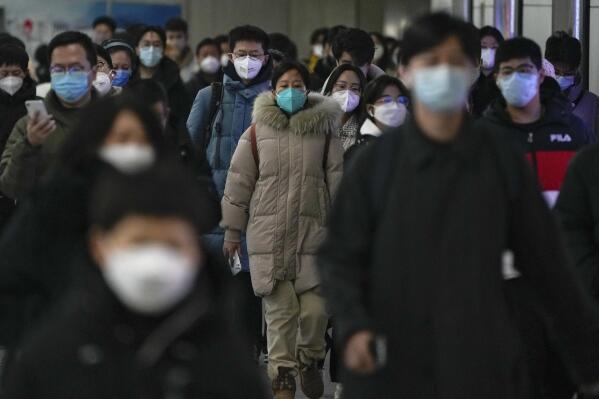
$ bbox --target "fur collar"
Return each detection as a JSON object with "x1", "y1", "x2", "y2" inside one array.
[{"x1": 252, "y1": 92, "x2": 342, "y2": 136}]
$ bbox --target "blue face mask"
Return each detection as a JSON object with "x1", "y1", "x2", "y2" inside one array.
[
  {"x1": 51, "y1": 71, "x2": 90, "y2": 103},
  {"x1": 139, "y1": 46, "x2": 163, "y2": 68},
  {"x1": 412, "y1": 64, "x2": 470, "y2": 112},
  {"x1": 112, "y1": 69, "x2": 132, "y2": 87},
  {"x1": 276, "y1": 88, "x2": 307, "y2": 114},
  {"x1": 497, "y1": 72, "x2": 539, "y2": 108},
  {"x1": 556, "y1": 75, "x2": 576, "y2": 92}
]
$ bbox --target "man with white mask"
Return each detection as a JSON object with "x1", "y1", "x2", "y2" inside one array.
[
  {"x1": 187, "y1": 24, "x2": 272, "y2": 358},
  {"x1": 319, "y1": 12, "x2": 599, "y2": 399},
  {"x1": 185, "y1": 38, "x2": 223, "y2": 102},
  {"x1": 470, "y1": 26, "x2": 503, "y2": 117}
]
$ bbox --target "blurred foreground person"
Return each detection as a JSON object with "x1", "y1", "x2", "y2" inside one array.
[
  {"x1": 221, "y1": 61, "x2": 343, "y2": 399},
  {"x1": 5, "y1": 163, "x2": 268, "y2": 399},
  {"x1": 319, "y1": 12, "x2": 599, "y2": 399}
]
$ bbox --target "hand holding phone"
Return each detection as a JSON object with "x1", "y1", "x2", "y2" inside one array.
[{"x1": 24, "y1": 100, "x2": 55, "y2": 146}]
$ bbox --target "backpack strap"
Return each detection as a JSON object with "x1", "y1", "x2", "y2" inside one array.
[
  {"x1": 250, "y1": 124, "x2": 259, "y2": 170},
  {"x1": 203, "y1": 82, "x2": 223, "y2": 146}
]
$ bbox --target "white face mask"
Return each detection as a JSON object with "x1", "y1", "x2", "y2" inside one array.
[
  {"x1": 332, "y1": 89, "x2": 360, "y2": 113},
  {"x1": 372, "y1": 102, "x2": 407, "y2": 128},
  {"x1": 200, "y1": 56, "x2": 221, "y2": 74},
  {"x1": 102, "y1": 244, "x2": 197, "y2": 314},
  {"x1": 312, "y1": 44, "x2": 324, "y2": 58},
  {"x1": 481, "y1": 48, "x2": 496, "y2": 70},
  {"x1": 93, "y1": 72, "x2": 112, "y2": 96},
  {"x1": 99, "y1": 144, "x2": 156, "y2": 174},
  {"x1": 233, "y1": 55, "x2": 262, "y2": 80},
  {"x1": 0, "y1": 76, "x2": 23, "y2": 96},
  {"x1": 220, "y1": 53, "x2": 230, "y2": 67}
]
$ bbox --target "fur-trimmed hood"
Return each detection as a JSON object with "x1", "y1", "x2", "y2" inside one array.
[{"x1": 252, "y1": 92, "x2": 342, "y2": 136}]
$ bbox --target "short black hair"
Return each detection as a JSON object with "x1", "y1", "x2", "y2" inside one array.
[
  {"x1": 89, "y1": 161, "x2": 221, "y2": 236},
  {"x1": 214, "y1": 34, "x2": 229, "y2": 46},
  {"x1": 48, "y1": 31, "x2": 97, "y2": 69},
  {"x1": 362, "y1": 75, "x2": 409, "y2": 120},
  {"x1": 310, "y1": 28, "x2": 329, "y2": 45},
  {"x1": 332, "y1": 28, "x2": 375, "y2": 66},
  {"x1": 401, "y1": 12, "x2": 479, "y2": 66},
  {"x1": 479, "y1": 26, "x2": 504, "y2": 44},
  {"x1": 165, "y1": 17, "x2": 188, "y2": 35},
  {"x1": 495, "y1": 36, "x2": 543, "y2": 71},
  {"x1": 271, "y1": 61, "x2": 310, "y2": 89},
  {"x1": 0, "y1": 33, "x2": 25, "y2": 50},
  {"x1": 228, "y1": 25, "x2": 269, "y2": 52},
  {"x1": 195, "y1": 38, "x2": 220, "y2": 56},
  {"x1": 324, "y1": 25, "x2": 347, "y2": 46},
  {"x1": 545, "y1": 31, "x2": 582, "y2": 70},
  {"x1": 322, "y1": 64, "x2": 367, "y2": 96},
  {"x1": 136, "y1": 26, "x2": 166, "y2": 47},
  {"x1": 0, "y1": 44, "x2": 29, "y2": 71},
  {"x1": 95, "y1": 44, "x2": 113, "y2": 69},
  {"x1": 92, "y1": 16, "x2": 117, "y2": 33},
  {"x1": 123, "y1": 79, "x2": 168, "y2": 106},
  {"x1": 268, "y1": 33, "x2": 298, "y2": 61}
]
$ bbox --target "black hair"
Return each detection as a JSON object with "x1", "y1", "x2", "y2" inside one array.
[
  {"x1": 0, "y1": 33, "x2": 25, "y2": 50},
  {"x1": 0, "y1": 45, "x2": 29, "y2": 71},
  {"x1": 123, "y1": 79, "x2": 168, "y2": 106},
  {"x1": 34, "y1": 44, "x2": 51, "y2": 83},
  {"x1": 165, "y1": 17, "x2": 188, "y2": 35},
  {"x1": 89, "y1": 161, "x2": 220, "y2": 236},
  {"x1": 400, "y1": 12, "x2": 479, "y2": 66},
  {"x1": 495, "y1": 36, "x2": 543, "y2": 71},
  {"x1": 136, "y1": 26, "x2": 166, "y2": 47},
  {"x1": 214, "y1": 34, "x2": 229, "y2": 46},
  {"x1": 324, "y1": 25, "x2": 347, "y2": 46},
  {"x1": 92, "y1": 16, "x2": 117, "y2": 33},
  {"x1": 322, "y1": 64, "x2": 367, "y2": 96},
  {"x1": 228, "y1": 25, "x2": 269, "y2": 52},
  {"x1": 332, "y1": 28, "x2": 375, "y2": 66},
  {"x1": 370, "y1": 31, "x2": 392, "y2": 70},
  {"x1": 479, "y1": 26, "x2": 504, "y2": 44},
  {"x1": 95, "y1": 44, "x2": 113, "y2": 69},
  {"x1": 362, "y1": 75, "x2": 409, "y2": 120},
  {"x1": 310, "y1": 28, "x2": 329, "y2": 45},
  {"x1": 271, "y1": 61, "x2": 310, "y2": 89},
  {"x1": 60, "y1": 96, "x2": 165, "y2": 171},
  {"x1": 48, "y1": 31, "x2": 97, "y2": 69},
  {"x1": 268, "y1": 33, "x2": 298, "y2": 61},
  {"x1": 545, "y1": 31, "x2": 582, "y2": 70},
  {"x1": 195, "y1": 38, "x2": 220, "y2": 56}
]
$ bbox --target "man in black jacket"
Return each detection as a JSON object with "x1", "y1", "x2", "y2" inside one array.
[
  {"x1": 318, "y1": 12, "x2": 599, "y2": 399},
  {"x1": 5, "y1": 164, "x2": 268, "y2": 399}
]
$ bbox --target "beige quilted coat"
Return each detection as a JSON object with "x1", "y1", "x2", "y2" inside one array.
[{"x1": 221, "y1": 92, "x2": 344, "y2": 296}]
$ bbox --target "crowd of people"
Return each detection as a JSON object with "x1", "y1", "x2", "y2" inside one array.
[{"x1": 0, "y1": 9, "x2": 598, "y2": 399}]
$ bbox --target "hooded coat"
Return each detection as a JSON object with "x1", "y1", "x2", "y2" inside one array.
[
  {"x1": 221, "y1": 92, "x2": 343, "y2": 296},
  {"x1": 564, "y1": 76, "x2": 599, "y2": 141}
]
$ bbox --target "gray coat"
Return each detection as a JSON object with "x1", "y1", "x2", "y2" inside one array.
[{"x1": 566, "y1": 79, "x2": 599, "y2": 141}]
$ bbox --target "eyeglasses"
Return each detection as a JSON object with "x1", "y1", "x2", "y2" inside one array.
[
  {"x1": 50, "y1": 65, "x2": 87, "y2": 75},
  {"x1": 230, "y1": 51, "x2": 265, "y2": 59},
  {"x1": 375, "y1": 95, "x2": 409, "y2": 106}
]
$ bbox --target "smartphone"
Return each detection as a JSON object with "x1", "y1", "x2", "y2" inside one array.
[
  {"x1": 229, "y1": 251, "x2": 242, "y2": 276},
  {"x1": 369, "y1": 335, "x2": 387, "y2": 369},
  {"x1": 25, "y1": 100, "x2": 48, "y2": 119}
]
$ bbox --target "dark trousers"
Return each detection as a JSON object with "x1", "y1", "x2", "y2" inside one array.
[{"x1": 230, "y1": 271, "x2": 264, "y2": 356}]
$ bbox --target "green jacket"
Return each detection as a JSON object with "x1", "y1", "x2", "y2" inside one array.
[{"x1": 0, "y1": 91, "x2": 87, "y2": 199}]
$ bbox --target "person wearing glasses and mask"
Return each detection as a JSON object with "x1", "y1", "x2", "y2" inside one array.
[
  {"x1": 322, "y1": 64, "x2": 366, "y2": 151},
  {"x1": 134, "y1": 26, "x2": 190, "y2": 129},
  {"x1": 103, "y1": 38, "x2": 136, "y2": 90},
  {"x1": 221, "y1": 61, "x2": 343, "y2": 399},
  {"x1": 0, "y1": 31, "x2": 98, "y2": 201}
]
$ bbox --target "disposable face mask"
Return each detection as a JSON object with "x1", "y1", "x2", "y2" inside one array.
[
  {"x1": 276, "y1": 88, "x2": 307, "y2": 114},
  {"x1": 372, "y1": 102, "x2": 407, "y2": 128},
  {"x1": 93, "y1": 72, "x2": 112, "y2": 96},
  {"x1": 556, "y1": 75, "x2": 576, "y2": 92},
  {"x1": 51, "y1": 71, "x2": 90, "y2": 103},
  {"x1": 99, "y1": 144, "x2": 156, "y2": 174},
  {"x1": 221, "y1": 53, "x2": 230, "y2": 67},
  {"x1": 497, "y1": 72, "x2": 539, "y2": 108},
  {"x1": 0, "y1": 76, "x2": 23, "y2": 96},
  {"x1": 102, "y1": 244, "x2": 197, "y2": 314},
  {"x1": 481, "y1": 48, "x2": 496, "y2": 70},
  {"x1": 168, "y1": 38, "x2": 186, "y2": 52},
  {"x1": 233, "y1": 55, "x2": 262, "y2": 80},
  {"x1": 373, "y1": 46, "x2": 384, "y2": 62},
  {"x1": 139, "y1": 46, "x2": 163, "y2": 68},
  {"x1": 412, "y1": 64, "x2": 469, "y2": 113},
  {"x1": 200, "y1": 56, "x2": 221, "y2": 74},
  {"x1": 112, "y1": 69, "x2": 132, "y2": 87},
  {"x1": 312, "y1": 44, "x2": 324, "y2": 58},
  {"x1": 332, "y1": 89, "x2": 360, "y2": 113}
]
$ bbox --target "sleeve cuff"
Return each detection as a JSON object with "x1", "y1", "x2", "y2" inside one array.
[{"x1": 224, "y1": 229, "x2": 242, "y2": 243}]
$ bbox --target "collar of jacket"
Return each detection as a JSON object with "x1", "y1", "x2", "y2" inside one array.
[
  {"x1": 402, "y1": 115, "x2": 479, "y2": 169},
  {"x1": 0, "y1": 75, "x2": 37, "y2": 105},
  {"x1": 44, "y1": 88, "x2": 97, "y2": 127},
  {"x1": 223, "y1": 56, "x2": 273, "y2": 89},
  {"x1": 150, "y1": 56, "x2": 183, "y2": 90},
  {"x1": 565, "y1": 74, "x2": 585, "y2": 105},
  {"x1": 252, "y1": 92, "x2": 342, "y2": 136}
]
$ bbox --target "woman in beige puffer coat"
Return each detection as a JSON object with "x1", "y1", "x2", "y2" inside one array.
[{"x1": 221, "y1": 61, "x2": 343, "y2": 399}]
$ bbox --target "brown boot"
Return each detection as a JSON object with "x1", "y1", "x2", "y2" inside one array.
[
  {"x1": 299, "y1": 361, "x2": 324, "y2": 399},
  {"x1": 272, "y1": 366, "x2": 296, "y2": 399}
]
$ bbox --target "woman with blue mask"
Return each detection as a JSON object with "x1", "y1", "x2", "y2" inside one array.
[
  {"x1": 103, "y1": 39, "x2": 136, "y2": 89},
  {"x1": 221, "y1": 61, "x2": 344, "y2": 399},
  {"x1": 134, "y1": 26, "x2": 190, "y2": 130}
]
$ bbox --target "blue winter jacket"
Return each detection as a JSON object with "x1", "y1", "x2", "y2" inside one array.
[{"x1": 187, "y1": 60, "x2": 272, "y2": 270}]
